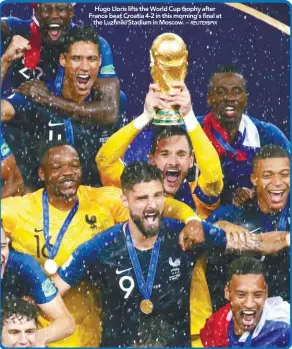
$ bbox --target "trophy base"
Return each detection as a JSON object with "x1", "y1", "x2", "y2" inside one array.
[{"x1": 153, "y1": 110, "x2": 184, "y2": 126}]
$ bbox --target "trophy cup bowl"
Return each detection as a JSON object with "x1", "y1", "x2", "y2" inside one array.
[{"x1": 150, "y1": 33, "x2": 188, "y2": 125}]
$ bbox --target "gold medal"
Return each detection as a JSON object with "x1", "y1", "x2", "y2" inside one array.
[
  {"x1": 140, "y1": 299, "x2": 154, "y2": 314},
  {"x1": 44, "y1": 259, "x2": 58, "y2": 275}
]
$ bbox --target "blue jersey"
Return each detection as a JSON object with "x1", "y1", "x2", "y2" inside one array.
[
  {"x1": 2, "y1": 17, "x2": 116, "y2": 97},
  {"x1": 198, "y1": 115, "x2": 290, "y2": 204},
  {"x1": 4, "y1": 66, "x2": 124, "y2": 187},
  {"x1": 124, "y1": 116, "x2": 289, "y2": 205},
  {"x1": 2, "y1": 250, "x2": 58, "y2": 304},
  {"x1": 207, "y1": 201, "x2": 290, "y2": 309},
  {"x1": 59, "y1": 219, "x2": 199, "y2": 347},
  {"x1": 0, "y1": 129, "x2": 12, "y2": 161}
]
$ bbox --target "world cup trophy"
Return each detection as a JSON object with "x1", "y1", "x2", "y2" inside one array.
[{"x1": 150, "y1": 33, "x2": 188, "y2": 125}]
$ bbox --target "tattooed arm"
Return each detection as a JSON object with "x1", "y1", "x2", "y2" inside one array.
[
  {"x1": 179, "y1": 219, "x2": 289, "y2": 255},
  {"x1": 216, "y1": 221, "x2": 289, "y2": 255}
]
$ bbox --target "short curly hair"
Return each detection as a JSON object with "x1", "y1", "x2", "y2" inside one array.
[
  {"x1": 2, "y1": 298, "x2": 38, "y2": 326},
  {"x1": 61, "y1": 26, "x2": 100, "y2": 54}
]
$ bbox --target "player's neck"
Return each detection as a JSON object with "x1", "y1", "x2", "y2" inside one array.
[
  {"x1": 48, "y1": 193, "x2": 78, "y2": 211},
  {"x1": 128, "y1": 221, "x2": 159, "y2": 251}
]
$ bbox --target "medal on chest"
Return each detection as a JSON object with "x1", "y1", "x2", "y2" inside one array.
[
  {"x1": 124, "y1": 224, "x2": 162, "y2": 315},
  {"x1": 42, "y1": 190, "x2": 79, "y2": 275}
]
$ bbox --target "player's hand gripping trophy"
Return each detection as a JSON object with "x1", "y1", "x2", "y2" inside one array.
[{"x1": 150, "y1": 33, "x2": 188, "y2": 125}]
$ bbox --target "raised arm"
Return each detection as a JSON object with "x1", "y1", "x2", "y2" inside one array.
[
  {"x1": 1, "y1": 35, "x2": 31, "y2": 83},
  {"x1": 15, "y1": 77, "x2": 120, "y2": 125},
  {"x1": 170, "y1": 83, "x2": 223, "y2": 198},
  {"x1": 95, "y1": 117, "x2": 140, "y2": 187},
  {"x1": 1, "y1": 35, "x2": 31, "y2": 122},
  {"x1": 96, "y1": 84, "x2": 170, "y2": 186},
  {"x1": 36, "y1": 293, "x2": 75, "y2": 347}
]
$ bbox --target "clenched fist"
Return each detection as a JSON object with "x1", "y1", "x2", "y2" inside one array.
[{"x1": 2, "y1": 35, "x2": 31, "y2": 62}]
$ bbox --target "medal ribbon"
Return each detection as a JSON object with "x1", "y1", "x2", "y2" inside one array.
[
  {"x1": 42, "y1": 190, "x2": 79, "y2": 259},
  {"x1": 125, "y1": 223, "x2": 161, "y2": 300},
  {"x1": 262, "y1": 203, "x2": 289, "y2": 232}
]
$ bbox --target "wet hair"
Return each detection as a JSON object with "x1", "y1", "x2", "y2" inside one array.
[
  {"x1": 227, "y1": 257, "x2": 266, "y2": 283},
  {"x1": 121, "y1": 161, "x2": 163, "y2": 192},
  {"x1": 252, "y1": 144, "x2": 290, "y2": 170},
  {"x1": 208, "y1": 64, "x2": 245, "y2": 92},
  {"x1": 61, "y1": 26, "x2": 100, "y2": 54},
  {"x1": 2, "y1": 298, "x2": 38, "y2": 326},
  {"x1": 149, "y1": 126, "x2": 193, "y2": 155},
  {"x1": 38, "y1": 140, "x2": 78, "y2": 167}
]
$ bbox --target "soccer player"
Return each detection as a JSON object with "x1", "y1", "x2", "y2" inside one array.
[
  {"x1": 2, "y1": 298, "x2": 38, "y2": 348},
  {"x1": 200, "y1": 257, "x2": 290, "y2": 347},
  {"x1": 206, "y1": 144, "x2": 290, "y2": 308},
  {"x1": 1, "y1": 140, "x2": 208, "y2": 347},
  {"x1": 52, "y1": 162, "x2": 224, "y2": 347},
  {"x1": 1, "y1": 227, "x2": 75, "y2": 346},
  {"x1": 200, "y1": 65, "x2": 290, "y2": 205},
  {"x1": 52, "y1": 162, "x2": 283, "y2": 347},
  {"x1": 96, "y1": 82, "x2": 222, "y2": 346},
  {"x1": 2, "y1": 27, "x2": 122, "y2": 189},
  {"x1": 0, "y1": 129, "x2": 24, "y2": 198},
  {"x1": 1, "y1": 3, "x2": 122, "y2": 118},
  {"x1": 96, "y1": 83, "x2": 223, "y2": 220}
]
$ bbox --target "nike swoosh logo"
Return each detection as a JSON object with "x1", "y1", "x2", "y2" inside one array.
[
  {"x1": 34, "y1": 228, "x2": 43, "y2": 233},
  {"x1": 48, "y1": 120, "x2": 64, "y2": 127},
  {"x1": 116, "y1": 267, "x2": 132, "y2": 275}
]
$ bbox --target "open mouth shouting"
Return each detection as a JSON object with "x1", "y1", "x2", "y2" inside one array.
[
  {"x1": 164, "y1": 168, "x2": 181, "y2": 186},
  {"x1": 240, "y1": 309, "x2": 257, "y2": 330},
  {"x1": 144, "y1": 211, "x2": 159, "y2": 225},
  {"x1": 47, "y1": 23, "x2": 63, "y2": 42},
  {"x1": 224, "y1": 105, "x2": 236, "y2": 117},
  {"x1": 267, "y1": 190, "x2": 286, "y2": 203},
  {"x1": 76, "y1": 74, "x2": 91, "y2": 90}
]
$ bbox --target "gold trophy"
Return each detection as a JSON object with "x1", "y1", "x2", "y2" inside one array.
[{"x1": 150, "y1": 33, "x2": 188, "y2": 125}]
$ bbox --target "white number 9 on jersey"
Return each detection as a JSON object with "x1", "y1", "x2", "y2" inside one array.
[{"x1": 119, "y1": 276, "x2": 135, "y2": 299}]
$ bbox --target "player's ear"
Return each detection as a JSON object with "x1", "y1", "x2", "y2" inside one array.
[
  {"x1": 60, "y1": 54, "x2": 66, "y2": 67},
  {"x1": 250, "y1": 173, "x2": 257, "y2": 187},
  {"x1": 38, "y1": 167, "x2": 45, "y2": 182},
  {"x1": 121, "y1": 193, "x2": 129, "y2": 209},
  {"x1": 265, "y1": 285, "x2": 268, "y2": 299},
  {"x1": 224, "y1": 284, "x2": 230, "y2": 301},
  {"x1": 148, "y1": 153, "x2": 154, "y2": 165},
  {"x1": 69, "y1": 5, "x2": 74, "y2": 20},
  {"x1": 189, "y1": 153, "x2": 194, "y2": 168},
  {"x1": 207, "y1": 93, "x2": 213, "y2": 108}
]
